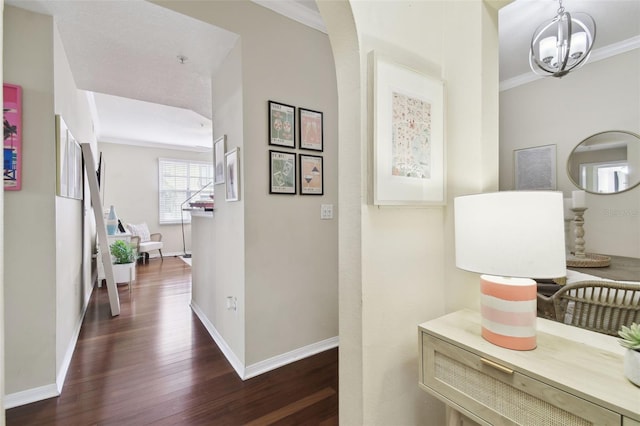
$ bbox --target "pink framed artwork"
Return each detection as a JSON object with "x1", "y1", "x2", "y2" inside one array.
[{"x1": 3, "y1": 83, "x2": 22, "y2": 191}]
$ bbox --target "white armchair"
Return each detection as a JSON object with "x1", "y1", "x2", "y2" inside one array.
[{"x1": 126, "y1": 223, "x2": 163, "y2": 263}]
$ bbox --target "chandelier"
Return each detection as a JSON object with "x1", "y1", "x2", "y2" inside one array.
[{"x1": 529, "y1": 0, "x2": 596, "y2": 78}]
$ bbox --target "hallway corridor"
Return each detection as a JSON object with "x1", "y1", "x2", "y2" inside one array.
[{"x1": 6, "y1": 257, "x2": 338, "y2": 425}]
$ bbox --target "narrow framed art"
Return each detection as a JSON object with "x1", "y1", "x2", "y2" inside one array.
[
  {"x1": 3, "y1": 83, "x2": 22, "y2": 191},
  {"x1": 299, "y1": 154, "x2": 323, "y2": 195},
  {"x1": 372, "y1": 53, "x2": 445, "y2": 205},
  {"x1": 55, "y1": 115, "x2": 83, "y2": 200},
  {"x1": 514, "y1": 144, "x2": 556, "y2": 190},
  {"x1": 269, "y1": 150, "x2": 296, "y2": 194},
  {"x1": 214, "y1": 135, "x2": 226, "y2": 185},
  {"x1": 299, "y1": 108, "x2": 323, "y2": 151},
  {"x1": 268, "y1": 100, "x2": 295, "y2": 148},
  {"x1": 225, "y1": 147, "x2": 240, "y2": 202}
]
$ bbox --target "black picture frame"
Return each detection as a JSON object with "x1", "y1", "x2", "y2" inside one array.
[
  {"x1": 299, "y1": 154, "x2": 323, "y2": 195},
  {"x1": 269, "y1": 150, "x2": 296, "y2": 194},
  {"x1": 268, "y1": 101, "x2": 296, "y2": 148},
  {"x1": 298, "y1": 108, "x2": 323, "y2": 152}
]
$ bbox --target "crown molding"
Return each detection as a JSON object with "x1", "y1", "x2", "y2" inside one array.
[
  {"x1": 500, "y1": 35, "x2": 640, "y2": 92},
  {"x1": 100, "y1": 137, "x2": 212, "y2": 152},
  {"x1": 251, "y1": 0, "x2": 327, "y2": 34}
]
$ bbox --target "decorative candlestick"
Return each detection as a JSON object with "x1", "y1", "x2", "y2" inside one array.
[
  {"x1": 570, "y1": 207, "x2": 587, "y2": 258},
  {"x1": 566, "y1": 206, "x2": 611, "y2": 267}
]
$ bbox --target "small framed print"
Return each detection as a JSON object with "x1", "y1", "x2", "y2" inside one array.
[
  {"x1": 514, "y1": 144, "x2": 556, "y2": 190},
  {"x1": 299, "y1": 154, "x2": 323, "y2": 195},
  {"x1": 214, "y1": 135, "x2": 226, "y2": 185},
  {"x1": 269, "y1": 150, "x2": 296, "y2": 194},
  {"x1": 269, "y1": 100, "x2": 295, "y2": 148},
  {"x1": 225, "y1": 147, "x2": 240, "y2": 202},
  {"x1": 299, "y1": 108, "x2": 323, "y2": 151}
]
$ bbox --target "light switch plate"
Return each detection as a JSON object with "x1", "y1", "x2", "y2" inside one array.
[{"x1": 321, "y1": 204, "x2": 333, "y2": 220}]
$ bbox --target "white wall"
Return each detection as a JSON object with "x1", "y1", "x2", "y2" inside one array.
[
  {"x1": 97, "y1": 142, "x2": 212, "y2": 256},
  {"x1": 4, "y1": 6, "x2": 57, "y2": 395},
  {"x1": 320, "y1": 1, "x2": 500, "y2": 424},
  {"x1": 155, "y1": 0, "x2": 339, "y2": 371},
  {"x1": 500, "y1": 49, "x2": 640, "y2": 257}
]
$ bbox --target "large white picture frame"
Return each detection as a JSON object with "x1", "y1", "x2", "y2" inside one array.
[{"x1": 373, "y1": 53, "x2": 445, "y2": 206}]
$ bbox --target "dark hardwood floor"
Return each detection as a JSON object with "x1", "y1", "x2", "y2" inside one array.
[{"x1": 6, "y1": 257, "x2": 338, "y2": 425}]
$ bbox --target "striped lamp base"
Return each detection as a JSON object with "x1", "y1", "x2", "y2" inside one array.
[{"x1": 480, "y1": 275, "x2": 537, "y2": 351}]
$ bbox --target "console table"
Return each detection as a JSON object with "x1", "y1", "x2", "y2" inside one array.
[
  {"x1": 568, "y1": 254, "x2": 640, "y2": 282},
  {"x1": 419, "y1": 309, "x2": 640, "y2": 426}
]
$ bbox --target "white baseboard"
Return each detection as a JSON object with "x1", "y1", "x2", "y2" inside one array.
[
  {"x1": 190, "y1": 300, "x2": 246, "y2": 378},
  {"x1": 4, "y1": 384, "x2": 59, "y2": 409},
  {"x1": 244, "y1": 336, "x2": 339, "y2": 380},
  {"x1": 190, "y1": 301, "x2": 339, "y2": 381},
  {"x1": 5, "y1": 284, "x2": 95, "y2": 409},
  {"x1": 153, "y1": 251, "x2": 187, "y2": 258},
  {"x1": 56, "y1": 286, "x2": 93, "y2": 393}
]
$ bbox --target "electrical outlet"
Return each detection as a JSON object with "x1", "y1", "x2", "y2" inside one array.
[
  {"x1": 321, "y1": 204, "x2": 333, "y2": 220},
  {"x1": 226, "y1": 296, "x2": 237, "y2": 311}
]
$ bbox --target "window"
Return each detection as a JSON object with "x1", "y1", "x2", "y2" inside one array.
[{"x1": 159, "y1": 158, "x2": 213, "y2": 224}]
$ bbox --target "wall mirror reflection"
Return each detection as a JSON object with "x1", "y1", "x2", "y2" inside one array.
[{"x1": 567, "y1": 130, "x2": 640, "y2": 194}]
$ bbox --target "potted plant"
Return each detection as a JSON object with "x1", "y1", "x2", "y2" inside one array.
[
  {"x1": 618, "y1": 323, "x2": 640, "y2": 387},
  {"x1": 109, "y1": 240, "x2": 137, "y2": 284}
]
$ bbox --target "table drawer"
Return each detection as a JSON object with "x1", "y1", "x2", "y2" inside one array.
[{"x1": 421, "y1": 333, "x2": 621, "y2": 426}]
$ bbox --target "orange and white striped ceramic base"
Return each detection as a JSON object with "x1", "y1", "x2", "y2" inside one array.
[{"x1": 480, "y1": 275, "x2": 537, "y2": 350}]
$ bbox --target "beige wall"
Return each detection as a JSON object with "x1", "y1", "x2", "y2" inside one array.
[
  {"x1": 500, "y1": 50, "x2": 640, "y2": 257},
  {"x1": 1, "y1": 0, "x2": 6, "y2": 420},
  {"x1": 320, "y1": 0, "x2": 500, "y2": 424},
  {"x1": 209, "y1": 40, "x2": 246, "y2": 362},
  {"x1": 53, "y1": 20, "x2": 96, "y2": 388},
  {"x1": 155, "y1": 0, "x2": 339, "y2": 370},
  {"x1": 97, "y1": 142, "x2": 211, "y2": 256},
  {"x1": 4, "y1": 6, "x2": 57, "y2": 394},
  {"x1": 4, "y1": 5, "x2": 99, "y2": 403}
]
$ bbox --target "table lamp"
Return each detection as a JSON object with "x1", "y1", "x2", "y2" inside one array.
[{"x1": 454, "y1": 191, "x2": 566, "y2": 350}]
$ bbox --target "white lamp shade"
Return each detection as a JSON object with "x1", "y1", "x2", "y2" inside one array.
[
  {"x1": 569, "y1": 31, "x2": 587, "y2": 58},
  {"x1": 539, "y1": 36, "x2": 557, "y2": 61},
  {"x1": 454, "y1": 191, "x2": 566, "y2": 279}
]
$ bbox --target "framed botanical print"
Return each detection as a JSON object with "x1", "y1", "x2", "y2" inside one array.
[
  {"x1": 269, "y1": 100, "x2": 295, "y2": 148},
  {"x1": 299, "y1": 108, "x2": 323, "y2": 151},
  {"x1": 373, "y1": 53, "x2": 445, "y2": 206},
  {"x1": 299, "y1": 154, "x2": 323, "y2": 195},
  {"x1": 269, "y1": 150, "x2": 296, "y2": 194}
]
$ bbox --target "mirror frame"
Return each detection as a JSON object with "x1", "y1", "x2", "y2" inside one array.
[{"x1": 567, "y1": 130, "x2": 640, "y2": 195}]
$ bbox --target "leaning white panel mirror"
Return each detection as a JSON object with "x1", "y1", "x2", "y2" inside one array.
[{"x1": 567, "y1": 130, "x2": 640, "y2": 194}]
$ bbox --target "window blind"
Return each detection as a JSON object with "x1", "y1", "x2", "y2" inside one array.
[{"x1": 158, "y1": 158, "x2": 213, "y2": 224}]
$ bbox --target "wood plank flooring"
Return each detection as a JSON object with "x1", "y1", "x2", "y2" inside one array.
[{"x1": 6, "y1": 257, "x2": 338, "y2": 425}]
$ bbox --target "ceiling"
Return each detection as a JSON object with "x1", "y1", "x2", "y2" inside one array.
[
  {"x1": 499, "y1": 0, "x2": 640, "y2": 88},
  {"x1": 6, "y1": 1, "x2": 638, "y2": 150}
]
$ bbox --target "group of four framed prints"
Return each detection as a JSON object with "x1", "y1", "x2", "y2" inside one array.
[{"x1": 268, "y1": 100, "x2": 324, "y2": 195}]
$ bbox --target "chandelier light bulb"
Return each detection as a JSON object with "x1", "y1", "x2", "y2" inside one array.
[{"x1": 529, "y1": 0, "x2": 596, "y2": 78}]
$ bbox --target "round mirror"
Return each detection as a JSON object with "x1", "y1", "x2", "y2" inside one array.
[{"x1": 567, "y1": 130, "x2": 640, "y2": 194}]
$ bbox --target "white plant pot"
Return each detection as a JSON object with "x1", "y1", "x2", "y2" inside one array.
[
  {"x1": 112, "y1": 262, "x2": 136, "y2": 284},
  {"x1": 624, "y1": 349, "x2": 640, "y2": 387}
]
